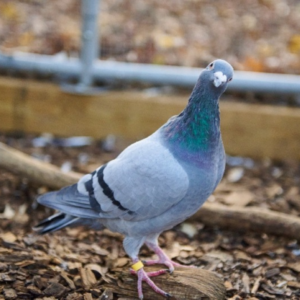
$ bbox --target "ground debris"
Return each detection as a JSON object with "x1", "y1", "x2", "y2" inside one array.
[
  {"x1": 0, "y1": 133, "x2": 300, "y2": 299},
  {"x1": 43, "y1": 282, "x2": 69, "y2": 298},
  {"x1": 26, "y1": 284, "x2": 43, "y2": 296},
  {"x1": 3, "y1": 288, "x2": 17, "y2": 299}
]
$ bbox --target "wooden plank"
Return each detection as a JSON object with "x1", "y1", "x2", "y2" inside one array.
[
  {"x1": 221, "y1": 102, "x2": 300, "y2": 160},
  {"x1": 0, "y1": 76, "x2": 300, "y2": 160},
  {"x1": 0, "y1": 77, "x2": 185, "y2": 140}
]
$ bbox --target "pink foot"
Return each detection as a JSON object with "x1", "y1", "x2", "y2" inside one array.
[
  {"x1": 143, "y1": 257, "x2": 188, "y2": 273},
  {"x1": 130, "y1": 268, "x2": 171, "y2": 299},
  {"x1": 145, "y1": 242, "x2": 197, "y2": 273}
]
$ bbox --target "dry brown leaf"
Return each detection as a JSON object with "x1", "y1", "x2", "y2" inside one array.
[
  {"x1": 3, "y1": 288, "x2": 17, "y2": 299},
  {"x1": 90, "y1": 244, "x2": 110, "y2": 256},
  {"x1": 0, "y1": 247, "x2": 13, "y2": 254},
  {"x1": 204, "y1": 250, "x2": 233, "y2": 263},
  {"x1": 289, "y1": 35, "x2": 300, "y2": 54},
  {"x1": 224, "y1": 280, "x2": 233, "y2": 290},
  {"x1": 227, "y1": 295, "x2": 242, "y2": 300},
  {"x1": 221, "y1": 190, "x2": 254, "y2": 207},
  {"x1": 287, "y1": 262, "x2": 300, "y2": 273},
  {"x1": 0, "y1": 3, "x2": 19, "y2": 21},
  {"x1": 251, "y1": 276, "x2": 262, "y2": 294},
  {"x1": 0, "y1": 205, "x2": 15, "y2": 219},
  {"x1": 234, "y1": 250, "x2": 251, "y2": 261},
  {"x1": 242, "y1": 56, "x2": 265, "y2": 72},
  {"x1": 83, "y1": 293, "x2": 93, "y2": 300},
  {"x1": 43, "y1": 282, "x2": 68, "y2": 298},
  {"x1": 85, "y1": 263, "x2": 108, "y2": 281},
  {"x1": 261, "y1": 282, "x2": 285, "y2": 295},
  {"x1": 280, "y1": 272, "x2": 296, "y2": 282},
  {"x1": 242, "y1": 272, "x2": 250, "y2": 293},
  {"x1": 79, "y1": 267, "x2": 97, "y2": 289},
  {"x1": 26, "y1": 285, "x2": 43, "y2": 296},
  {"x1": 60, "y1": 271, "x2": 76, "y2": 290},
  {"x1": 266, "y1": 184, "x2": 283, "y2": 198},
  {"x1": 287, "y1": 281, "x2": 300, "y2": 289},
  {"x1": 14, "y1": 260, "x2": 35, "y2": 268},
  {"x1": 265, "y1": 267, "x2": 280, "y2": 278},
  {"x1": 113, "y1": 257, "x2": 130, "y2": 268},
  {"x1": 67, "y1": 262, "x2": 82, "y2": 272}
]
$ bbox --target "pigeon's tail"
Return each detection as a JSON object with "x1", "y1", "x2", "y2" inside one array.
[
  {"x1": 33, "y1": 212, "x2": 80, "y2": 234},
  {"x1": 33, "y1": 212, "x2": 105, "y2": 234},
  {"x1": 34, "y1": 184, "x2": 105, "y2": 234},
  {"x1": 36, "y1": 184, "x2": 100, "y2": 219}
]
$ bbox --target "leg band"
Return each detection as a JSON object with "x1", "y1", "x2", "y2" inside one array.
[{"x1": 131, "y1": 260, "x2": 144, "y2": 271}]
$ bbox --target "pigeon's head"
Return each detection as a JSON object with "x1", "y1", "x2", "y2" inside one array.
[{"x1": 200, "y1": 59, "x2": 234, "y2": 95}]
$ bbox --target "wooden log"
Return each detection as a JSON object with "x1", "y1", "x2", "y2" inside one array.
[
  {"x1": 1, "y1": 76, "x2": 300, "y2": 160},
  {"x1": 0, "y1": 142, "x2": 81, "y2": 190},
  {"x1": 190, "y1": 202, "x2": 300, "y2": 240},
  {"x1": 1, "y1": 141, "x2": 300, "y2": 241},
  {"x1": 103, "y1": 266, "x2": 226, "y2": 300}
]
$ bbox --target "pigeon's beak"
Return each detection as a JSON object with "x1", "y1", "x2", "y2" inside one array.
[{"x1": 213, "y1": 71, "x2": 227, "y2": 87}]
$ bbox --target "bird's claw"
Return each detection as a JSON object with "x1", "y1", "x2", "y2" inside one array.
[
  {"x1": 132, "y1": 267, "x2": 170, "y2": 299},
  {"x1": 139, "y1": 293, "x2": 171, "y2": 300},
  {"x1": 130, "y1": 268, "x2": 169, "y2": 277}
]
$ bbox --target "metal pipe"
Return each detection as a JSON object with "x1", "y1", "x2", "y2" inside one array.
[
  {"x1": 0, "y1": 52, "x2": 299, "y2": 94},
  {"x1": 79, "y1": 0, "x2": 100, "y2": 88}
]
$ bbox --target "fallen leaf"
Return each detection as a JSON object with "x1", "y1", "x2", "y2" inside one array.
[
  {"x1": 251, "y1": 276, "x2": 262, "y2": 294},
  {"x1": 287, "y1": 281, "x2": 300, "y2": 289},
  {"x1": 289, "y1": 35, "x2": 300, "y2": 54},
  {"x1": 79, "y1": 267, "x2": 97, "y2": 289},
  {"x1": 204, "y1": 250, "x2": 234, "y2": 263},
  {"x1": 226, "y1": 168, "x2": 244, "y2": 183},
  {"x1": 0, "y1": 205, "x2": 15, "y2": 219},
  {"x1": 221, "y1": 190, "x2": 254, "y2": 207},
  {"x1": 0, "y1": 232, "x2": 17, "y2": 243},
  {"x1": 242, "y1": 272, "x2": 250, "y2": 293}
]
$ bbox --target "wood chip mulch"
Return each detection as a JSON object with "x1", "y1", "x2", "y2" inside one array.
[{"x1": 0, "y1": 133, "x2": 300, "y2": 299}]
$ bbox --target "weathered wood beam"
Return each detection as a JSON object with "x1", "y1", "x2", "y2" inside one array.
[{"x1": 1, "y1": 77, "x2": 300, "y2": 160}]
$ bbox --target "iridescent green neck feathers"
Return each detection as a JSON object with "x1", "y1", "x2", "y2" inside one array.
[{"x1": 162, "y1": 89, "x2": 221, "y2": 153}]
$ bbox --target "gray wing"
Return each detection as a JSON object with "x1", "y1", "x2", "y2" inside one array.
[{"x1": 77, "y1": 136, "x2": 190, "y2": 221}]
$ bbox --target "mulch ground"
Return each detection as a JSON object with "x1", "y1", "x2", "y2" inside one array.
[{"x1": 0, "y1": 133, "x2": 299, "y2": 300}]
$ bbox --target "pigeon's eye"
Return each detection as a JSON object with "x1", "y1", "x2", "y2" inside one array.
[
  {"x1": 208, "y1": 62, "x2": 214, "y2": 70},
  {"x1": 228, "y1": 78, "x2": 232, "y2": 82}
]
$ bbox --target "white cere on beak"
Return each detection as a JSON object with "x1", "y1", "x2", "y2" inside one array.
[{"x1": 213, "y1": 71, "x2": 227, "y2": 87}]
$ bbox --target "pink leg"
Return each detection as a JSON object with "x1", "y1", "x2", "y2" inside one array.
[
  {"x1": 145, "y1": 242, "x2": 197, "y2": 273},
  {"x1": 130, "y1": 259, "x2": 171, "y2": 299}
]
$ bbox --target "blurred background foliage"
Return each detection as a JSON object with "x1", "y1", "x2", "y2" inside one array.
[{"x1": 0, "y1": 0, "x2": 300, "y2": 73}]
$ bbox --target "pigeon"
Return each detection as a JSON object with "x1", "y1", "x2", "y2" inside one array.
[{"x1": 34, "y1": 59, "x2": 233, "y2": 299}]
